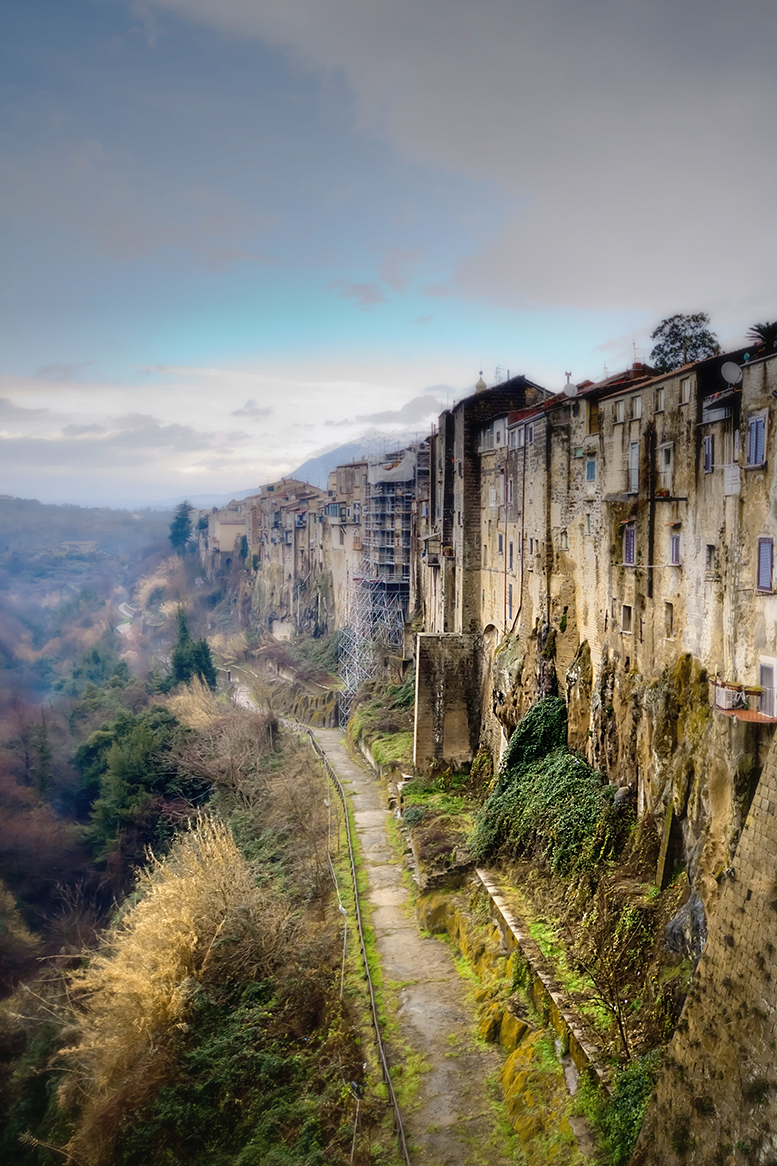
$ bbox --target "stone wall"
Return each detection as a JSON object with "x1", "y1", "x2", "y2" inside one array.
[
  {"x1": 635, "y1": 731, "x2": 777, "y2": 1166},
  {"x1": 414, "y1": 632, "x2": 479, "y2": 771}
]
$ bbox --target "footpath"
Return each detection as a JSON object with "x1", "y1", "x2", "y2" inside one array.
[{"x1": 311, "y1": 727, "x2": 516, "y2": 1166}]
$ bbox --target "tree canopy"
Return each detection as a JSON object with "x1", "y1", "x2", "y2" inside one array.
[
  {"x1": 747, "y1": 321, "x2": 777, "y2": 354},
  {"x1": 170, "y1": 608, "x2": 218, "y2": 691},
  {"x1": 649, "y1": 312, "x2": 720, "y2": 374},
  {"x1": 169, "y1": 501, "x2": 193, "y2": 555}
]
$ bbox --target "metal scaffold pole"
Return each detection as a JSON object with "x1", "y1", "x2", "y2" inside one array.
[{"x1": 338, "y1": 577, "x2": 404, "y2": 728}]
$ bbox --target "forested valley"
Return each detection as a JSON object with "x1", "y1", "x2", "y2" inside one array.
[{"x1": 0, "y1": 498, "x2": 386, "y2": 1166}]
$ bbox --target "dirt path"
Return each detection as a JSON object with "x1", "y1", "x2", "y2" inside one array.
[{"x1": 312, "y1": 727, "x2": 516, "y2": 1166}]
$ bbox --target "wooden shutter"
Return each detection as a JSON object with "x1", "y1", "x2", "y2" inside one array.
[{"x1": 758, "y1": 538, "x2": 773, "y2": 591}]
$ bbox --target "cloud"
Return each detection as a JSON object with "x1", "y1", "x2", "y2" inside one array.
[
  {"x1": 379, "y1": 248, "x2": 422, "y2": 292},
  {"x1": 141, "y1": 0, "x2": 777, "y2": 316},
  {"x1": 414, "y1": 314, "x2": 434, "y2": 325},
  {"x1": 231, "y1": 398, "x2": 273, "y2": 418},
  {"x1": 327, "y1": 278, "x2": 388, "y2": 310},
  {"x1": 0, "y1": 397, "x2": 49, "y2": 420},
  {"x1": 62, "y1": 423, "x2": 107, "y2": 437},
  {"x1": 34, "y1": 362, "x2": 94, "y2": 381},
  {"x1": 355, "y1": 394, "x2": 443, "y2": 426}
]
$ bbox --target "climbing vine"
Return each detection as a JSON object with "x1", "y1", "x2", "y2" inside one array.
[{"x1": 470, "y1": 696, "x2": 617, "y2": 874}]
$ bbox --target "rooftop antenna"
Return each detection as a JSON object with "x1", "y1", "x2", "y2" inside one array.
[{"x1": 563, "y1": 371, "x2": 578, "y2": 398}]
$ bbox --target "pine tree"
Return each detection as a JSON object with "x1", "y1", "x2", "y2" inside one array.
[
  {"x1": 169, "y1": 501, "x2": 193, "y2": 555},
  {"x1": 171, "y1": 609, "x2": 217, "y2": 690}
]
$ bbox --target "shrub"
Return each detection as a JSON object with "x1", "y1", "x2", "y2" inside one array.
[
  {"x1": 601, "y1": 1050, "x2": 662, "y2": 1164},
  {"x1": 469, "y1": 698, "x2": 610, "y2": 873},
  {"x1": 59, "y1": 815, "x2": 298, "y2": 1166}
]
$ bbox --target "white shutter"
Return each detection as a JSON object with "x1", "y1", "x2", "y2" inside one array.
[{"x1": 724, "y1": 464, "x2": 741, "y2": 495}]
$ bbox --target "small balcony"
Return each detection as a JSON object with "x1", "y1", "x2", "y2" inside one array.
[{"x1": 711, "y1": 680, "x2": 777, "y2": 724}]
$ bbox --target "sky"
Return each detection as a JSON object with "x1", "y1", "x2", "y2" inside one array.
[{"x1": 2, "y1": 0, "x2": 776, "y2": 506}]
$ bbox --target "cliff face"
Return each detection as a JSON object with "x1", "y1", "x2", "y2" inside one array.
[{"x1": 634, "y1": 731, "x2": 777, "y2": 1166}]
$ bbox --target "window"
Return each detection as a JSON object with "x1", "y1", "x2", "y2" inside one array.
[
  {"x1": 757, "y1": 538, "x2": 773, "y2": 591},
  {"x1": 622, "y1": 604, "x2": 633, "y2": 633},
  {"x1": 665, "y1": 602, "x2": 674, "y2": 639},
  {"x1": 760, "y1": 663, "x2": 775, "y2": 718},
  {"x1": 561, "y1": 530, "x2": 569, "y2": 550},
  {"x1": 706, "y1": 544, "x2": 716, "y2": 576},
  {"x1": 611, "y1": 597, "x2": 618, "y2": 620},
  {"x1": 614, "y1": 400, "x2": 625, "y2": 423},
  {"x1": 586, "y1": 455, "x2": 597, "y2": 482},
  {"x1": 747, "y1": 414, "x2": 766, "y2": 466},
  {"x1": 628, "y1": 441, "x2": 639, "y2": 493},
  {"x1": 658, "y1": 443, "x2": 673, "y2": 491},
  {"x1": 655, "y1": 387, "x2": 665, "y2": 412},
  {"x1": 624, "y1": 524, "x2": 636, "y2": 565},
  {"x1": 681, "y1": 377, "x2": 692, "y2": 404},
  {"x1": 527, "y1": 423, "x2": 535, "y2": 445},
  {"x1": 670, "y1": 532, "x2": 681, "y2": 566},
  {"x1": 508, "y1": 583, "x2": 513, "y2": 620},
  {"x1": 632, "y1": 396, "x2": 642, "y2": 420},
  {"x1": 507, "y1": 477, "x2": 514, "y2": 505},
  {"x1": 587, "y1": 400, "x2": 600, "y2": 435},
  {"x1": 458, "y1": 460, "x2": 463, "y2": 477},
  {"x1": 498, "y1": 533, "x2": 504, "y2": 555},
  {"x1": 703, "y1": 434, "x2": 714, "y2": 474},
  {"x1": 517, "y1": 426, "x2": 525, "y2": 448},
  {"x1": 509, "y1": 541, "x2": 513, "y2": 569},
  {"x1": 483, "y1": 544, "x2": 488, "y2": 566}
]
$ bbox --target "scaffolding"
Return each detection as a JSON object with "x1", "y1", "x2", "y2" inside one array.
[{"x1": 338, "y1": 576, "x2": 405, "y2": 727}]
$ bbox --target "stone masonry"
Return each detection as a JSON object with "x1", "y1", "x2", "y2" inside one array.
[{"x1": 635, "y1": 731, "x2": 777, "y2": 1165}]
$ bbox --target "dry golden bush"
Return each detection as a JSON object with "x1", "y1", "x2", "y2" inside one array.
[
  {"x1": 209, "y1": 629, "x2": 248, "y2": 664},
  {"x1": 59, "y1": 815, "x2": 297, "y2": 1166},
  {"x1": 166, "y1": 674, "x2": 222, "y2": 729}
]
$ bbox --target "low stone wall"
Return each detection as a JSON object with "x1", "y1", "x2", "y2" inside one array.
[
  {"x1": 417, "y1": 879, "x2": 601, "y2": 1159},
  {"x1": 418, "y1": 875, "x2": 610, "y2": 1090}
]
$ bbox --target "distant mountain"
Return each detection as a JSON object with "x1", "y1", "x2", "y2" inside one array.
[{"x1": 291, "y1": 428, "x2": 431, "y2": 489}]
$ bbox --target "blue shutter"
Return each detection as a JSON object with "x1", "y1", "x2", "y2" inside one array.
[
  {"x1": 624, "y1": 525, "x2": 635, "y2": 564},
  {"x1": 758, "y1": 539, "x2": 773, "y2": 591},
  {"x1": 749, "y1": 417, "x2": 765, "y2": 465}
]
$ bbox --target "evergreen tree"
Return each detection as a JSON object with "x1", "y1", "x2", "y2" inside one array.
[
  {"x1": 170, "y1": 609, "x2": 217, "y2": 690},
  {"x1": 169, "y1": 501, "x2": 193, "y2": 555},
  {"x1": 649, "y1": 312, "x2": 720, "y2": 374}
]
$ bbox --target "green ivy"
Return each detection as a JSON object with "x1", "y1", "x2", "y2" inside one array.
[{"x1": 469, "y1": 697, "x2": 614, "y2": 874}]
